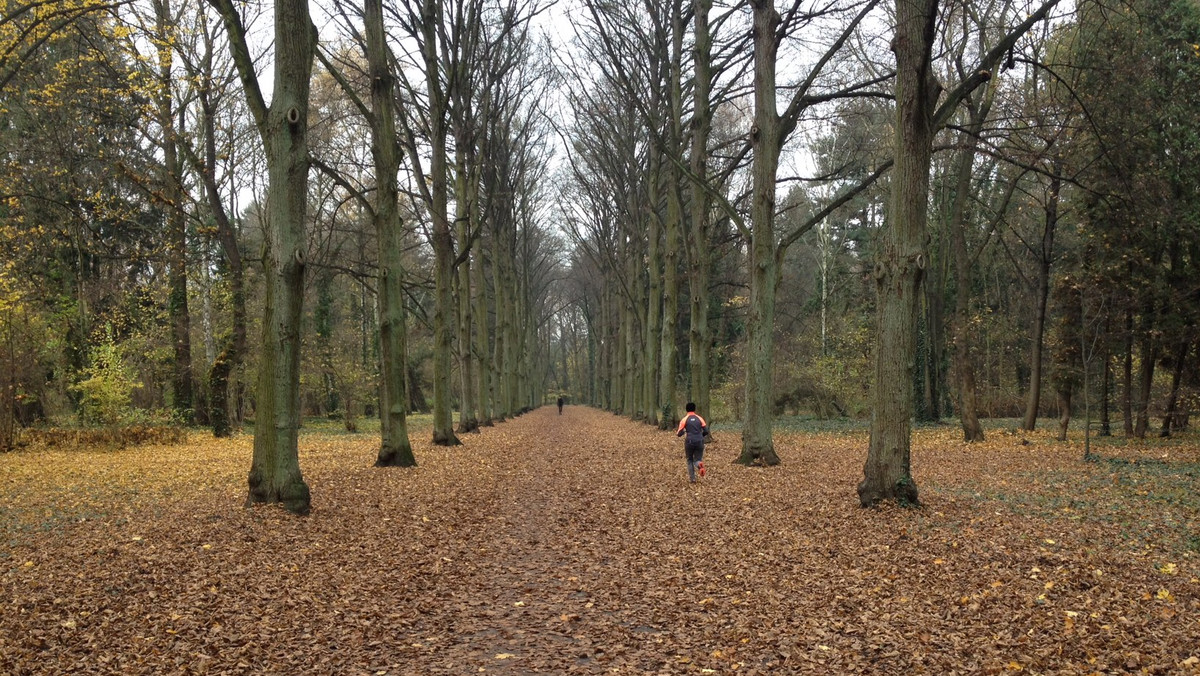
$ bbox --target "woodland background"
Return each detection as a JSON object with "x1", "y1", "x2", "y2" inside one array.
[
  {"x1": 0, "y1": 0, "x2": 1198, "y2": 475},
  {"x1": 3, "y1": 0, "x2": 1200, "y2": 669}
]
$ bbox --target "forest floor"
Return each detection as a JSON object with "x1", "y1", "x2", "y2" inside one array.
[{"x1": 2, "y1": 406, "x2": 1199, "y2": 675}]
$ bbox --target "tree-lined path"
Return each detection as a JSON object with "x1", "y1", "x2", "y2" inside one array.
[{"x1": 3, "y1": 409, "x2": 1199, "y2": 673}]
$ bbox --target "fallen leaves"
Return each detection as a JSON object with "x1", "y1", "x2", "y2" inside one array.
[{"x1": 1, "y1": 409, "x2": 1199, "y2": 674}]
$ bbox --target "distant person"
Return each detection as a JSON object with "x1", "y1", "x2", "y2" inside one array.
[
  {"x1": 676, "y1": 402, "x2": 709, "y2": 483},
  {"x1": 557, "y1": 396, "x2": 564, "y2": 415}
]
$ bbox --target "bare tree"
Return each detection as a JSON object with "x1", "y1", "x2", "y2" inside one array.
[
  {"x1": 858, "y1": 0, "x2": 1061, "y2": 505},
  {"x1": 210, "y1": 0, "x2": 316, "y2": 514}
]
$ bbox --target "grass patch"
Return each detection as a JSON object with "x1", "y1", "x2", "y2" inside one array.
[{"x1": 949, "y1": 450, "x2": 1200, "y2": 553}]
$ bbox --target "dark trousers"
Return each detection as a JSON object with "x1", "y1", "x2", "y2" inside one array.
[{"x1": 685, "y1": 442, "x2": 704, "y2": 481}]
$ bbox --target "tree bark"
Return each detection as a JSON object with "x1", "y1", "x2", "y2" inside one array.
[
  {"x1": 737, "y1": 0, "x2": 783, "y2": 467},
  {"x1": 503, "y1": 219, "x2": 520, "y2": 417},
  {"x1": 505, "y1": 223, "x2": 522, "y2": 413},
  {"x1": 492, "y1": 224, "x2": 509, "y2": 420},
  {"x1": 658, "y1": 0, "x2": 683, "y2": 430},
  {"x1": 946, "y1": 100, "x2": 989, "y2": 442},
  {"x1": 1133, "y1": 331, "x2": 1157, "y2": 438},
  {"x1": 213, "y1": 0, "x2": 316, "y2": 514},
  {"x1": 643, "y1": 155, "x2": 662, "y2": 425},
  {"x1": 366, "y1": 0, "x2": 416, "y2": 467},
  {"x1": 921, "y1": 247, "x2": 945, "y2": 422},
  {"x1": 686, "y1": 0, "x2": 712, "y2": 419},
  {"x1": 454, "y1": 143, "x2": 478, "y2": 434},
  {"x1": 473, "y1": 191, "x2": 492, "y2": 426},
  {"x1": 1100, "y1": 318, "x2": 1111, "y2": 436},
  {"x1": 423, "y1": 0, "x2": 461, "y2": 446},
  {"x1": 858, "y1": 0, "x2": 939, "y2": 506},
  {"x1": 1056, "y1": 388, "x2": 1071, "y2": 441},
  {"x1": 1159, "y1": 339, "x2": 1188, "y2": 437},
  {"x1": 1021, "y1": 173, "x2": 1059, "y2": 431},
  {"x1": 620, "y1": 256, "x2": 636, "y2": 415},
  {"x1": 1122, "y1": 306, "x2": 1134, "y2": 435},
  {"x1": 156, "y1": 0, "x2": 193, "y2": 423},
  {"x1": 2, "y1": 311, "x2": 16, "y2": 452},
  {"x1": 597, "y1": 286, "x2": 610, "y2": 409}
]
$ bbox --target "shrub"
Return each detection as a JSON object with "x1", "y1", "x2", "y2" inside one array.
[
  {"x1": 19, "y1": 425, "x2": 187, "y2": 450},
  {"x1": 71, "y1": 327, "x2": 142, "y2": 426}
]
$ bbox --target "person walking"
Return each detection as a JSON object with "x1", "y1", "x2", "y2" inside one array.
[
  {"x1": 557, "y1": 396, "x2": 564, "y2": 415},
  {"x1": 676, "y1": 402, "x2": 709, "y2": 482}
]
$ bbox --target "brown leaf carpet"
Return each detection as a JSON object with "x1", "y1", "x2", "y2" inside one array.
[{"x1": 2, "y1": 406, "x2": 1199, "y2": 674}]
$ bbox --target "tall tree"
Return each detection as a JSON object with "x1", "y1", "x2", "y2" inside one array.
[
  {"x1": 150, "y1": 0, "x2": 193, "y2": 423},
  {"x1": 859, "y1": 0, "x2": 1061, "y2": 504},
  {"x1": 737, "y1": 0, "x2": 885, "y2": 466},
  {"x1": 1018, "y1": 164, "x2": 1062, "y2": 431},
  {"x1": 945, "y1": 81, "x2": 997, "y2": 443},
  {"x1": 211, "y1": 0, "x2": 315, "y2": 514},
  {"x1": 422, "y1": 0, "x2": 461, "y2": 445},
  {"x1": 857, "y1": 0, "x2": 939, "y2": 503},
  {"x1": 365, "y1": 0, "x2": 418, "y2": 466},
  {"x1": 657, "y1": 0, "x2": 684, "y2": 429},
  {"x1": 177, "y1": 6, "x2": 250, "y2": 437},
  {"x1": 685, "y1": 0, "x2": 713, "y2": 419}
]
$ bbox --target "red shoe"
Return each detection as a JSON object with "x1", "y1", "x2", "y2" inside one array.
[{"x1": 697, "y1": 461, "x2": 706, "y2": 478}]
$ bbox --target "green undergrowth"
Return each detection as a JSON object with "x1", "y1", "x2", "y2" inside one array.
[{"x1": 948, "y1": 452, "x2": 1200, "y2": 554}]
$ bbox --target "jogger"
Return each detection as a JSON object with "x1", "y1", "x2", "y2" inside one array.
[{"x1": 676, "y1": 402, "x2": 709, "y2": 483}]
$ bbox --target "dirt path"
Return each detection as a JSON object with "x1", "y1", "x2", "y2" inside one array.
[
  {"x1": 404, "y1": 405, "x2": 711, "y2": 673},
  {"x1": 3, "y1": 405, "x2": 1198, "y2": 675}
]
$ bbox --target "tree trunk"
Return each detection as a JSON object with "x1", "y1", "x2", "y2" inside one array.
[
  {"x1": 1021, "y1": 175, "x2": 1059, "y2": 431},
  {"x1": 208, "y1": 343, "x2": 233, "y2": 438},
  {"x1": 658, "y1": 0, "x2": 683, "y2": 430},
  {"x1": 597, "y1": 287, "x2": 610, "y2": 409},
  {"x1": 521, "y1": 242, "x2": 537, "y2": 410},
  {"x1": 947, "y1": 107, "x2": 988, "y2": 442},
  {"x1": 1133, "y1": 332, "x2": 1157, "y2": 438},
  {"x1": 208, "y1": 227, "x2": 247, "y2": 436},
  {"x1": 367, "y1": 0, "x2": 416, "y2": 466},
  {"x1": 686, "y1": 0, "x2": 713, "y2": 420},
  {"x1": 559, "y1": 314, "x2": 571, "y2": 394},
  {"x1": 1100, "y1": 318, "x2": 1111, "y2": 436},
  {"x1": 659, "y1": 189, "x2": 680, "y2": 429},
  {"x1": 216, "y1": 0, "x2": 315, "y2": 514},
  {"x1": 473, "y1": 206, "x2": 492, "y2": 427},
  {"x1": 315, "y1": 273, "x2": 336, "y2": 415},
  {"x1": 738, "y1": 0, "x2": 783, "y2": 467},
  {"x1": 424, "y1": 0, "x2": 460, "y2": 447},
  {"x1": 454, "y1": 144, "x2": 478, "y2": 434},
  {"x1": 858, "y1": 0, "x2": 939, "y2": 506},
  {"x1": 1159, "y1": 339, "x2": 1188, "y2": 437},
  {"x1": 921, "y1": 249, "x2": 945, "y2": 422},
  {"x1": 2, "y1": 311, "x2": 16, "y2": 452},
  {"x1": 492, "y1": 231, "x2": 509, "y2": 420},
  {"x1": 196, "y1": 68, "x2": 246, "y2": 436},
  {"x1": 643, "y1": 165, "x2": 662, "y2": 424},
  {"x1": 1056, "y1": 387, "x2": 1071, "y2": 441},
  {"x1": 1122, "y1": 306, "x2": 1133, "y2": 435},
  {"x1": 156, "y1": 0, "x2": 193, "y2": 423},
  {"x1": 505, "y1": 228, "x2": 521, "y2": 413},
  {"x1": 504, "y1": 226, "x2": 520, "y2": 416},
  {"x1": 621, "y1": 266, "x2": 635, "y2": 415}
]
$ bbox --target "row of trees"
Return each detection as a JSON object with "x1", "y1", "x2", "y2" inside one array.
[
  {"x1": 0, "y1": 0, "x2": 567, "y2": 512},
  {"x1": 3, "y1": 0, "x2": 1197, "y2": 511},
  {"x1": 553, "y1": 0, "x2": 1199, "y2": 503}
]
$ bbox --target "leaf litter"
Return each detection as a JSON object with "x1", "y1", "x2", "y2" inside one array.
[{"x1": 2, "y1": 408, "x2": 1199, "y2": 674}]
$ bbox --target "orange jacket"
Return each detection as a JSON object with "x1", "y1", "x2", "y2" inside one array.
[{"x1": 676, "y1": 412, "x2": 708, "y2": 445}]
